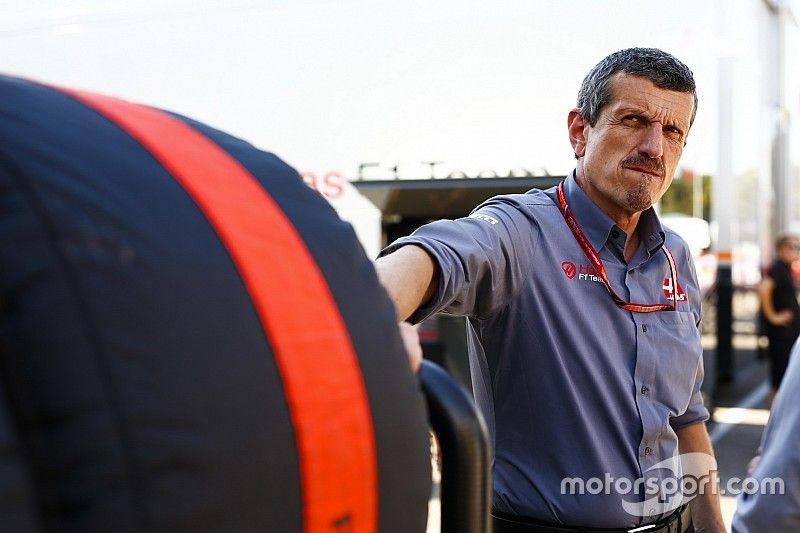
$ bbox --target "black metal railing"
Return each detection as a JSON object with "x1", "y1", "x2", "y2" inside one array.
[{"x1": 419, "y1": 360, "x2": 492, "y2": 533}]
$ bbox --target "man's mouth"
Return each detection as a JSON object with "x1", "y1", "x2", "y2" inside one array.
[
  {"x1": 623, "y1": 166, "x2": 663, "y2": 179},
  {"x1": 620, "y1": 154, "x2": 665, "y2": 179}
]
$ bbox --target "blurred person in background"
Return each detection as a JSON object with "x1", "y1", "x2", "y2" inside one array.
[{"x1": 758, "y1": 235, "x2": 800, "y2": 408}]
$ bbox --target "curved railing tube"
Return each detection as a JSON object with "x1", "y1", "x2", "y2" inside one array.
[{"x1": 420, "y1": 360, "x2": 492, "y2": 533}]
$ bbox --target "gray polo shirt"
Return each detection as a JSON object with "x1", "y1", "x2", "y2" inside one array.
[
  {"x1": 381, "y1": 173, "x2": 708, "y2": 528},
  {"x1": 733, "y1": 342, "x2": 800, "y2": 532}
]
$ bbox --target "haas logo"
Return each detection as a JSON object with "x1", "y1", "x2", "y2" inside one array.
[
  {"x1": 663, "y1": 278, "x2": 687, "y2": 302},
  {"x1": 561, "y1": 261, "x2": 577, "y2": 279}
]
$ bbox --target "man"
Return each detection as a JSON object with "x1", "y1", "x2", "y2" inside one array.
[
  {"x1": 758, "y1": 235, "x2": 800, "y2": 407},
  {"x1": 376, "y1": 48, "x2": 724, "y2": 532},
  {"x1": 732, "y1": 340, "x2": 800, "y2": 532}
]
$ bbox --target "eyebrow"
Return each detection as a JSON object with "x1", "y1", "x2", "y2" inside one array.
[{"x1": 616, "y1": 107, "x2": 688, "y2": 134}]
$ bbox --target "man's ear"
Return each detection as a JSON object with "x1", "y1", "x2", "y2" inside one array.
[{"x1": 568, "y1": 108, "x2": 588, "y2": 158}]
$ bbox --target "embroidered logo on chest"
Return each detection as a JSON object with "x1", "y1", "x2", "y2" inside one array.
[
  {"x1": 662, "y1": 277, "x2": 687, "y2": 302},
  {"x1": 561, "y1": 261, "x2": 602, "y2": 283}
]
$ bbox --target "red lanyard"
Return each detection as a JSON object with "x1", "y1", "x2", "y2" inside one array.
[{"x1": 556, "y1": 182, "x2": 678, "y2": 313}]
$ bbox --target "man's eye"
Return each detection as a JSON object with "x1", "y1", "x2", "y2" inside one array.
[
  {"x1": 664, "y1": 126, "x2": 684, "y2": 139},
  {"x1": 623, "y1": 115, "x2": 645, "y2": 125}
]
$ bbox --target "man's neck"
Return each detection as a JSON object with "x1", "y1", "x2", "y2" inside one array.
[
  {"x1": 573, "y1": 172, "x2": 644, "y2": 262},
  {"x1": 623, "y1": 231, "x2": 640, "y2": 263},
  {"x1": 612, "y1": 212, "x2": 641, "y2": 241},
  {"x1": 615, "y1": 212, "x2": 642, "y2": 263}
]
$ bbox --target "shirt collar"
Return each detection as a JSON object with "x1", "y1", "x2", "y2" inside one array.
[
  {"x1": 562, "y1": 171, "x2": 666, "y2": 256},
  {"x1": 639, "y1": 208, "x2": 666, "y2": 256}
]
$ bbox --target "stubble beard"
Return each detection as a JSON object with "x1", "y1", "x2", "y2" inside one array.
[{"x1": 625, "y1": 173, "x2": 655, "y2": 212}]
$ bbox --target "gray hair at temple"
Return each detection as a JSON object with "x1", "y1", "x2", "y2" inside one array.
[{"x1": 576, "y1": 47, "x2": 698, "y2": 129}]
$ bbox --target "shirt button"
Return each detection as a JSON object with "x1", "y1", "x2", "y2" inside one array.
[
  {"x1": 642, "y1": 324, "x2": 648, "y2": 333},
  {"x1": 645, "y1": 447, "x2": 652, "y2": 456},
  {"x1": 641, "y1": 385, "x2": 649, "y2": 395},
  {"x1": 611, "y1": 229, "x2": 620, "y2": 238},
  {"x1": 649, "y1": 508, "x2": 656, "y2": 516}
]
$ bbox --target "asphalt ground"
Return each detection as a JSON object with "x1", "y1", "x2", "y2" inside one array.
[
  {"x1": 707, "y1": 335, "x2": 771, "y2": 531},
  {"x1": 705, "y1": 290, "x2": 771, "y2": 530}
]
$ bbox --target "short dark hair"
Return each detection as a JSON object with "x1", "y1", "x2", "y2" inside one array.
[
  {"x1": 776, "y1": 235, "x2": 799, "y2": 250},
  {"x1": 577, "y1": 47, "x2": 697, "y2": 128}
]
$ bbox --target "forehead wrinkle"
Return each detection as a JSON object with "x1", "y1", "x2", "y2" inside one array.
[
  {"x1": 606, "y1": 74, "x2": 693, "y2": 129},
  {"x1": 610, "y1": 89, "x2": 692, "y2": 130}
]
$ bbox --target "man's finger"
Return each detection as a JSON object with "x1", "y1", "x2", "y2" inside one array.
[{"x1": 398, "y1": 322, "x2": 423, "y2": 373}]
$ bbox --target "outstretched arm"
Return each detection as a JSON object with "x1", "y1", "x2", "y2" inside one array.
[{"x1": 375, "y1": 244, "x2": 438, "y2": 321}]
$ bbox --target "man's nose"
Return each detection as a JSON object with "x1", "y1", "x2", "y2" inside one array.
[{"x1": 638, "y1": 123, "x2": 664, "y2": 159}]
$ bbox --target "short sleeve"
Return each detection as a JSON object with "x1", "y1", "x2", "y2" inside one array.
[{"x1": 379, "y1": 196, "x2": 538, "y2": 323}]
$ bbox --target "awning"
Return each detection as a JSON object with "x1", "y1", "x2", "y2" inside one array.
[{"x1": 352, "y1": 176, "x2": 564, "y2": 219}]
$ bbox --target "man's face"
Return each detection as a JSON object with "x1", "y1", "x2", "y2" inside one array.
[
  {"x1": 778, "y1": 239, "x2": 800, "y2": 264},
  {"x1": 569, "y1": 73, "x2": 695, "y2": 218}
]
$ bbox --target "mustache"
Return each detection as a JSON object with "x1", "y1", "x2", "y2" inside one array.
[{"x1": 621, "y1": 155, "x2": 665, "y2": 177}]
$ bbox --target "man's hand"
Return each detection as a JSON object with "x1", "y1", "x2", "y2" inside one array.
[
  {"x1": 745, "y1": 449, "x2": 762, "y2": 478},
  {"x1": 398, "y1": 322, "x2": 423, "y2": 373},
  {"x1": 676, "y1": 422, "x2": 726, "y2": 533}
]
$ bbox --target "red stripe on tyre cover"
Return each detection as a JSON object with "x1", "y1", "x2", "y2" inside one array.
[{"x1": 61, "y1": 88, "x2": 377, "y2": 532}]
